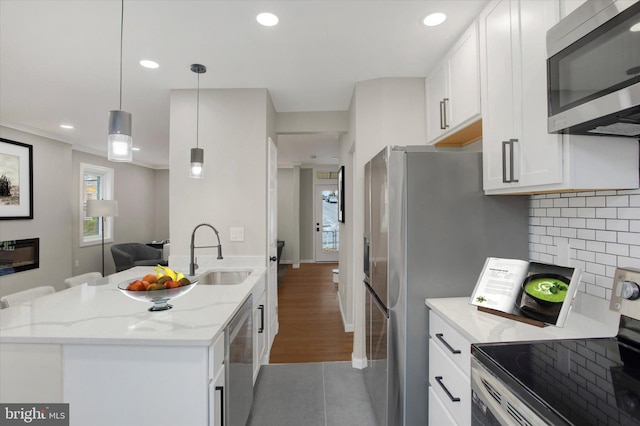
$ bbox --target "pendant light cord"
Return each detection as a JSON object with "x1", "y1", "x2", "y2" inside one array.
[
  {"x1": 119, "y1": 0, "x2": 124, "y2": 110},
  {"x1": 196, "y1": 72, "x2": 200, "y2": 149}
]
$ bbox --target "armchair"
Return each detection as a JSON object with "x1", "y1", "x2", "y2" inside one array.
[{"x1": 111, "y1": 243, "x2": 167, "y2": 273}]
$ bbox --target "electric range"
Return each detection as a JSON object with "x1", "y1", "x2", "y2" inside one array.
[{"x1": 471, "y1": 267, "x2": 640, "y2": 425}]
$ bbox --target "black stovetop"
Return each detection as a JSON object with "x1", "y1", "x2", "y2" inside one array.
[{"x1": 473, "y1": 323, "x2": 640, "y2": 425}]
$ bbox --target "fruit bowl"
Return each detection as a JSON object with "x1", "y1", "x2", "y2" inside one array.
[{"x1": 118, "y1": 277, "x2": 198, "y2": 311}]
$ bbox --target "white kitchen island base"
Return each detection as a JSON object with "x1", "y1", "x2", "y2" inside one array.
[{"x1": 0, "y1": 266, "x2": 266, "y2": 426}]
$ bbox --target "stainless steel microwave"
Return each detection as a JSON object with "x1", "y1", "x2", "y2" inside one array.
[{"x1": 547, "y1": 0, "x2": 640, "y2": 137}]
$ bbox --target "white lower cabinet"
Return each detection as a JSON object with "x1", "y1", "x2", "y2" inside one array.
[
  {"x1": 209, "y1": 333, "x2": 225, "y2": 426},
  {"x1": 429, "y1": 386, "x2": 457, "y2": 426},
  {"x1": 428, "y1": 310, "x2": 472, "y2": 425}
]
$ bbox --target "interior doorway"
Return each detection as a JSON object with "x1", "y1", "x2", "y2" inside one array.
[{"x1": 314, "y1": 184, "x2": 339, "y2": 262}]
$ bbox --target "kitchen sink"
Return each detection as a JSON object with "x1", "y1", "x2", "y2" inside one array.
[{"x1": 196, "y1": 269, "x2": 252, "y2": 285}]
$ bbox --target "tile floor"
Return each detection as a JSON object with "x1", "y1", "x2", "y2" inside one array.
[{"x1": 247, "y1": 361, "x2": 378, "y2": 426}]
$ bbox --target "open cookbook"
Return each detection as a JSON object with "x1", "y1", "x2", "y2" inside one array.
[{"x1": 469, "y1": 257, "x2": 582, "y2": 327}]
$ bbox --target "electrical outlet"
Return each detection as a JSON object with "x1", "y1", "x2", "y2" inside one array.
[
  {"x1": 230, "y1": 227, "x2": 244, "y2": 242},
  {"x1": 74, "y1": 260, "x2": 80, "y2": 268}
]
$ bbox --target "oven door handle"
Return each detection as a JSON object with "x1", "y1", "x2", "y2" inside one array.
[{"x1": 435, "y1": 376, "x2": 461, "y2": 402}]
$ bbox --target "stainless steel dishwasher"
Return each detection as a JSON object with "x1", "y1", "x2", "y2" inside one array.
[{"x1": 226, "y1": 294, "x2": 253, "y2": 426}]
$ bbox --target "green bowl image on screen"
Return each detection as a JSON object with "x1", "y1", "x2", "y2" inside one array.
[{"x1": 522, "y1": 273, "x2": 570, "y2": 305}]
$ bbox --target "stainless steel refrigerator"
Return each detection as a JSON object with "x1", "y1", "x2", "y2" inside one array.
[{"x1": 363, "y1": 146, "x2": 529, "y2": 426}]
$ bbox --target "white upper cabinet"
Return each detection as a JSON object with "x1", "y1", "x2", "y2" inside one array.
[
  {"x1": 479, "y1": 0, "x2": 638, "y2": 194},
  {"x1": 426, "y1": 22, "x2": 481, "y2": 145}
]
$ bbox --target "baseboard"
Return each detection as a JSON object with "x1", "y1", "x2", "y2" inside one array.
[
  {"x1": 352, "y1": 354, "x2": 367, "y2": 369},
  {"x1": 337, "y1": 292, "x2": 354, "y2": 332},
  {"x1": 292, "y1": 263, "x2": 300, "y2": 269},
  {"x1": 280, "y1": 260, "x2": 293, "y2": 265},
  {"x1": 300, "y1": 259, "x2": 314, "y2": 263}
]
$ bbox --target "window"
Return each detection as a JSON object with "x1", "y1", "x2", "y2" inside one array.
[{"x1": 80, "y1": 163, "x2": 114, "y2": 246}]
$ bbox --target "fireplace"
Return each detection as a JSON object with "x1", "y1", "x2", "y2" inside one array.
[{"x1": 0, "y1": 238, "x2": 39, "y2": 276}]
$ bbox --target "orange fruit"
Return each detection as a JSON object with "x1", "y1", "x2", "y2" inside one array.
[{"x1": 142, "y1": 273, "x2": 158, "y2": 284}]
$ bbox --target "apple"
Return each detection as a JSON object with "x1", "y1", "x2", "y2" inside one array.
[
  {"x1": 165, "y1": 280, "x2": 182, "y2": 289},
  {"x1": 126, "y1": 280, "x2": 145, "y2": 291}
]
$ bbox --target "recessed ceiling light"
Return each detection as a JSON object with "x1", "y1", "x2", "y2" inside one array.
[
  {"x1": 631, "y1": 21, "x2": 640, "y2": 32},
  {"x1": 132, "y1": 147, "x2": 141, "y2": 151},
  {"x1": 139, "y1": 59, "x2": 159, "y2": 69},
  {"x1": 60, "y1": 124, "x2": 74, "y2": 129},
  {"x1": 257, "y1": 12, "x2": 278, "y2": 27},
  {"x1": 423, "y1": 12, "x2": 447, "y2": 27}
]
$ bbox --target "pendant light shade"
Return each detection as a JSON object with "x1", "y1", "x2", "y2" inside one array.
[
  {"x1": 189, "y1": 63, "x2": 207, "y2": 179},
  {"x1": 108, "y1": 110, "x2": 132, "y2": 162},
  {"x1": 190, "y1": 147, "x2": 204, "y2": 179},
  {"x1": 108, "y1": 0, "x2": 133, "y2": 162}
]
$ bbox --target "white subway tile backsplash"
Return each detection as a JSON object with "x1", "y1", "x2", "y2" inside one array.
[
  {"x1": 605, "y1": 243, "x2": 629, "y2": 257},
  {"x1": 569, "y1": 197, "x2": 586, "y2": 208},
  {"x1": 595, "y1": 230, "x2": 617, "y2": 242},
  {"x1": 618, "y1": 232, "x2": 640, "y2": 245},
  {"x1": 586, "y1": 197, "x2": 606, "y2": 207},
  {"x1": 586, "y1": 219, "x2": 606, "y2": 230},
  {"x1": 529, "y1": 189, "x2": 640, "y2": 300},
  {"x1": 577, "y1": 207, "x2": 596, "y2": 218},
  {"x1": 605, "y1": 219, "x2": 628, "y2": 232},
  {"x1": 577, "y1": 229, "x2": 596, "y2": 240},
  {"x1": 586, "y1": 240, "x2": 606, "y2": 253},
  {"x1": 595, "y1": 208, "x2": 617, "y2": 219},
  {"x1": 606, "y1": 195, "x2": 628, "y2": 207},
  {"x1": 554, "y1": 198, "x2": 569, "y2": 208},
  {"x1": 569, "y1": 218, "x2": 586, "y2": 229},
  {"x1": 619, "y1": 208, "x2": 640, "y2": 220},
  {"x1": 540, "y1": 198, "x2": 554, "y2": 208},
  {"x1": 554, "y1": 217, "x2": 570, "y2": 227}
]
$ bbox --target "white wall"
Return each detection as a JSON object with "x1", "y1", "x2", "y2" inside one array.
[
  {"x1": 277, "y1": 168, "x2": 294, "y2": 263},
  {"x1": 169, "y1": 88, "x2": 273, "y2": 263},
  {"x1": 0, "y1": 127, "x2": 169, "y2": 295},
  {"x1": 154, "y1": 169, "x2": 170, "y2": 240},
  {"x1": 349, "y1": 77, "x2": 427, "y2": 362},
  {"x1": 529, "y1": 189, "x2": 640, "y2": 301},
  {"x1": 300, "y1": 168, "x2": 314, "y2": 261},
  {"x1": 71, "y1": 151, "x2": 164, "y2": 276},
  {"x1": 0, "y1": 127, "x2": 73, "y2": 295}
]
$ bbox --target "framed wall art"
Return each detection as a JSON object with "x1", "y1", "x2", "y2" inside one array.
[{"x1": 0, "y1": 138, "x2": 33, "y2": 220}]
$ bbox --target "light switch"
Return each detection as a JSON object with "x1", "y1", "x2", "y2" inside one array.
[{"x1": 230, "y1": 227, "x2": 244, "y2": 242}]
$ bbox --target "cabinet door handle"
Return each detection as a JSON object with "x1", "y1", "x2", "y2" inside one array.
[
  {"x1": 443, "y1": 98, "x2": 449, "y2": 129},
  {"x1": 509, "y1": 139, "x2": 519, "y2": 183},
  {"x1": 502, "y1": 140, "x2": 509, "y2": 183},
  {"x1": 215, "y1": 385, "x2": 224, "y2": 424},
  {"x1": 258, "y1": 304, "x2": 264, "y2": 333},
  {"x1": 439, "y1": 100, "x2": 446, "y2": 129},
  {"x1": 435, "y1": 333, "x2": 461, "y2": 354},
  {"x1": 435, "y1": 376, "x2": 461, "y2": 402},
  {"x1": 502, "y1": 139, "x2": 520, "y2": 183}
]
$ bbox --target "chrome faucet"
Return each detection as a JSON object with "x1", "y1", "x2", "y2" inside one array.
[{"x1": 190, "y1": 223, "x2": 223, "y2": 275}]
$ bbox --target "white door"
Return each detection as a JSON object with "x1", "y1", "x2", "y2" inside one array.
[
  {"x1": 315, "y1": 184, "x2": 339, "y2": 262},
  {"x1": 267, "y1": 138, "x2": 278, "y2": 348}
]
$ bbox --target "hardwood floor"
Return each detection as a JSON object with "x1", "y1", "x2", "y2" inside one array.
[{"x1": 269, "y1": 263, "x2": 353, "y2": 363}]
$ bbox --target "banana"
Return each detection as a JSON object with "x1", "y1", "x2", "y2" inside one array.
[
  {"x1": 176, "y1": 272, "x2": 185, "y2": 281},
  {"x1": 157, "y1": 264, "x2": 177, "y2": 281}
]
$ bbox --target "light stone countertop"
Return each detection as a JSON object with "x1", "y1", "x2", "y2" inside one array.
[
  {"x1": 426, "y1": 296, "x2": 619, "y2": 344},
  {"x1": 0, "y1": 265, "x2": 265, "y2": 347}
]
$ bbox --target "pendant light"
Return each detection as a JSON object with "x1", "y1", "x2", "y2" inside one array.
[
  {"x1": 108, "y1": 0, "x2": 133, "y2": 162},
  {"x1": 190, "y1": 64, "x2": 206, "y2": 179}
]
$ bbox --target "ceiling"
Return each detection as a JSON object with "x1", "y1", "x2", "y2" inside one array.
[{"x1": 0, "y1": 0, "x2": 488, "y2": 169}]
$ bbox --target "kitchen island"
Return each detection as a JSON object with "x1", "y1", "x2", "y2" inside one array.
[{"x1": 0, "y1": 265, "x2": 266, "y2": 426}]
